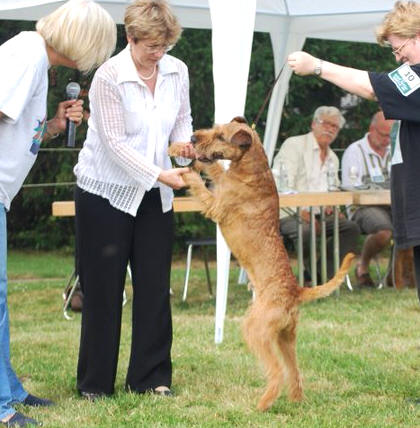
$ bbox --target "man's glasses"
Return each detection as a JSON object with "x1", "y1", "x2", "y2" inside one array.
[
  {"x1": 391, "y1": 38, "x2": 411, "y2": 56},
  {"x1": 316, "y1": 119, "x2": 340, "y2": 131}
]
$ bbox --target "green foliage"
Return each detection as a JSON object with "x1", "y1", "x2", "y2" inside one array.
[
  {"x1": 173, "y1": 212, "x2": 216, "y2": 255},
  {"x1": 245, "y1": 32, "x2": 275, "y2": 130},
  {"x1": 171, "y1": 29, "x2": 214, "y2": 130},
  {"x1": 1, "y1": 20, "x2": 399, "y2": 251}
]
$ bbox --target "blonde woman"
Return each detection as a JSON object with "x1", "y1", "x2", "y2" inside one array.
[
  {"x1": 74, "y1": 0, "x2": 193, "y2": 400},
  {"x1": 0, "y1": 1, "x2": 116, "y2": 426},
  {"x1": 288, "y1": 0, "x2": 420, "y2": 304}
]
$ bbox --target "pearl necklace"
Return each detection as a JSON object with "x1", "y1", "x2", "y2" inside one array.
[{"x1": 138, "y1": 64, "x2": 157, "y2": 81}]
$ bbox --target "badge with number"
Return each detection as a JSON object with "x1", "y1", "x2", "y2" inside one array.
[{"x1": 388, "y1": 63, "x2": 420, "y2": 96}]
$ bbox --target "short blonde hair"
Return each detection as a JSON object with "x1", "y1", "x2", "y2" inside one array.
[
  {"x1": 376, "y1": 1, "x2": 420, "y2": 45},
  {"x1": 36, "y1": 0, "x2": 116, "y2": 73},
  {"x1": 313, "y1": 106, "x2": 346, "y2": 128},
  {"x1": 124, "y1": 0, "x2": 182, "y2": 46}
]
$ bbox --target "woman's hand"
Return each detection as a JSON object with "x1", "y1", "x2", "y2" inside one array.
[
  {"x1": 48, "y1": 99, "x2": 84, "y2": 135},
  {"x1": 158, "y1": 167, "x2": 190, "y2": 190},
  {"x1": 288, "y1": 51, "x2": 318, "y2": 76}
]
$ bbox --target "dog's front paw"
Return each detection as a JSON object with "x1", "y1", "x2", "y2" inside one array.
[
  {"x1": 168, "y1": 142, "x2": 186, "y2": 157},
  {"x1": 183, "y1": 170, "x2": 202, "y2": 186}
]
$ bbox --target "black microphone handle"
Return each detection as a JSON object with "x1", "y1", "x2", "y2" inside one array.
[{"x1": 66, "y1": 118, "x2": 76, "y2": 148}]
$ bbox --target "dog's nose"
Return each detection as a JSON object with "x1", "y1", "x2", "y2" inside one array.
[{"x1": 190, "y1": 134, "x2": 197, "y2": 145}]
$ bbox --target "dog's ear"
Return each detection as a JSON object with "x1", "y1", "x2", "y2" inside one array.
[
  {"x1": 231, "y1": 129, "x2": 252, "y2": 149},
  {"x1": 231, "y1": 116, "x2": 248, "y2": 125}
]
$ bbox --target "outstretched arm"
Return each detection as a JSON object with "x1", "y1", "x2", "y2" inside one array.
[{"x1": 288, "y1": 51, "x2": 377, "y2": 100}]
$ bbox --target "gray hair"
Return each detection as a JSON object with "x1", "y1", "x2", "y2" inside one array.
[{"x1": 313, "y1": 106, "x2": 346, "y2": 128}]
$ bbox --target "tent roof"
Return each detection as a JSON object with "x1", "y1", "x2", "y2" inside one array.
[{"x1": 0, "y1": 1, "x2": 395, "y2": 42}]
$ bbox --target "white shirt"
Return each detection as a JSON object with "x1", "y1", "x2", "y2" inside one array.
[
  {"x1": 273, "y1": 132, "x2": 340, "y2": 192},
  {"x1": 307, "y1": 143, "x2": 331, "y2": 193},
  {"x1": 341, "y1": 133, "x2": 390, "y2": 188},
  {"x1": 0, "y1": 32, "x2": 49, "y2": 210},
  {"x1": 272, "y1": 132, "x2": 339, "y2": 217},
  {"x1": 74, "y1": 45, "x2": 193, "y2": 216}
]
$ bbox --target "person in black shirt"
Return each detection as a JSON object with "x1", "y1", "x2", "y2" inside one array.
[{"x1": 287, "y1": 0, "x2": 420, "y2": 305}]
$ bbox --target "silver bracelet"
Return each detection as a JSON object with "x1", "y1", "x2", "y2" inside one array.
[{"x1": 45, "y1": 121, "x2": 60, "y2": 140}]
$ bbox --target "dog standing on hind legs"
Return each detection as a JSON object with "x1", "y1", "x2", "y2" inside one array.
[{"x1": 169, "y1": 117, "x2": 355, "y2": 411}]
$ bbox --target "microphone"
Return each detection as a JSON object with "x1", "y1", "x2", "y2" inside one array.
[{"x1": 65, "y1": 82, "x2": 81, "y2": 148}]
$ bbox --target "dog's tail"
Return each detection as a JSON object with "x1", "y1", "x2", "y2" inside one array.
[{"x1": 297, "y1": 253, "x2": 356, "y2": 304}]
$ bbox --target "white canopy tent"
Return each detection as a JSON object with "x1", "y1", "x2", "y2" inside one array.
[{"x1": 1, "y1": 0, "x2": 397, "y2": 343}]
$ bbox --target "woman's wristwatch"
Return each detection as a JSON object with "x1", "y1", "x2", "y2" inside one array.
[{"x1": 314, "y1": 59, "x2": 323, "y2": 76}]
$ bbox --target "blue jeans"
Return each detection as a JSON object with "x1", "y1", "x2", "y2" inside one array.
[{"x1": 0, "y1": 204, "x2": 27, "y2": 420}]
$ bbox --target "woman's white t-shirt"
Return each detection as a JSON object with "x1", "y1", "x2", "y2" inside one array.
[{"x1": 0, "y1": 31, "x2": 49, "y2": 210}]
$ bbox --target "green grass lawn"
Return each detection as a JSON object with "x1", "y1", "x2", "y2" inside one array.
[{"x1": 6, "y1": 250, "x2": 420, "y2": 427}]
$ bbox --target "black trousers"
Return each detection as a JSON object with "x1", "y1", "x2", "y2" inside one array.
[{"x1": 75, "y1": 187, "x2": 174, "y2": 395}]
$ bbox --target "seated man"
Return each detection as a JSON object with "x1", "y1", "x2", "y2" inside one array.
[
  {"x1": 341, "y1": 111, "x2": 394, "y2": 287},
  {"x1": 272, "y1": 106, "x2": 360, "y2": 280}
]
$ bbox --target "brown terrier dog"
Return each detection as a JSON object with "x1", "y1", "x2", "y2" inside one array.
[{"x1": 169, "y1": 117, "x2": 355, "y2": 411}]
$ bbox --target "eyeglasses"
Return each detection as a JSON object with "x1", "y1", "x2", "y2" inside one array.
[
  {"x1": 316, "y1": 119, "x2": 340, "y2": 131},
  {"x1": 143, "y1": 43, "x2": 173, "y2": 54},
  {"x1": 391, "y1": 38, "x2": 411, "y2": 56}
]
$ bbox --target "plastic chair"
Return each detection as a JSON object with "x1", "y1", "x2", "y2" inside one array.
[
  {"x1": 182, "y1": 238, "x2": 215, "y2": 301},
  {"x1": 62, "y1": 266, "x2": 130, "y2": 320},
  {"x1": 371, "y1": 244, "x2": 394, "y2": 289}
]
